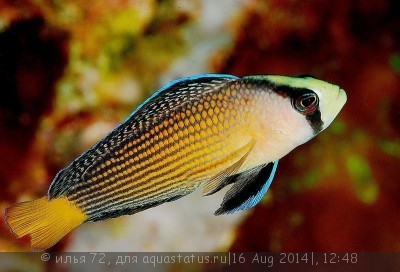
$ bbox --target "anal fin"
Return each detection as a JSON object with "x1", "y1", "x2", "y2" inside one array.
[{"x1": 214, "y1": 160, "x2": 279, "y2": 215}]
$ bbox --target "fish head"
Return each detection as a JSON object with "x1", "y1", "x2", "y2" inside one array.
[
  {"x1": 242, "y1": 75, "x2": 347, "y2": 157},
  {"x1": 264, "y1": 74, "x2": 347, "y2": 135}
]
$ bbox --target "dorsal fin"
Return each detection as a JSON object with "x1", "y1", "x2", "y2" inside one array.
[{"x1": 214, "y1": 161, "x2": 278, "y2": 215}]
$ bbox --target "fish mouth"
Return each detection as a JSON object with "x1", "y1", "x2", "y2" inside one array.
[
  {"x1": 320, "y1": 86, "x2": 347, "y2": 130},
  {"x1": 338, "y1": 88, "x2": 347, "y2": 106},
  {"x1": 332, "y1": 87, "x2": 347, "y2": 119}
]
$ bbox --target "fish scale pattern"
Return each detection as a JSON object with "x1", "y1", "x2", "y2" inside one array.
[{"x1": 57, "y1": 77, "x2": 261, "y2": 220}]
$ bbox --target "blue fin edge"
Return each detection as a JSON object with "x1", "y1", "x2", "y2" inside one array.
[{"x1": 226, "y1": 160, "x2": 279, "y2": 214}]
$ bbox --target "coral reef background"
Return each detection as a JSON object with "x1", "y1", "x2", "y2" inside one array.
[{"x1": 0, "y1": 0, "x2": 399, "y2": 260}]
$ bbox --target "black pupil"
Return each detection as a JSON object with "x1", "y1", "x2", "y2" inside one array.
[{"x1": 301, "y1": 95, "x2": 315, "y2": 108}]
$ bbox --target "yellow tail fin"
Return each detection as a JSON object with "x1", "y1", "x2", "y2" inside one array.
[{"x1": 5, "y1": 196, "x2": 87, "y2": 251}]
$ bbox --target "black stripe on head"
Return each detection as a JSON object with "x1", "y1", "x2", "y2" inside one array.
[
  {"x1": 276, "y1": 86, "x2": 324, "y2": 135},
  {"x1": 273, "y1": 85, "x2": 324, "y2": 135},
  {"x1": 297, "y1": 74, "x2": 316, "y2": 79},
  {"x1": 240, "y1": 76, "x2": 324, "y2": 135},
  {"x1": 305, "y1": 109, "x2": 323, "y2": 135}
]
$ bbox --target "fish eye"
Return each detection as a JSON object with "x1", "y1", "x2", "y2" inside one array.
[{"x1": 292, "y1": 92, "x2": 319, "y2": 114}]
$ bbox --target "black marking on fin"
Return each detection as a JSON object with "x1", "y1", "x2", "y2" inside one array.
[{"x1": 214, "y1": 161, "x2": 278, "y2": 215}]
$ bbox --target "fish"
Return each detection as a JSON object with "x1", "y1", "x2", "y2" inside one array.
[{"x1": 5, "y1": 74, "x2": 347, "y2": 251}]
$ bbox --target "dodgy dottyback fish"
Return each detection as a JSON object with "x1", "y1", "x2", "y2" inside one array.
[{"x1": 5, "y1": 74, "x2": 347, "y2": 250}]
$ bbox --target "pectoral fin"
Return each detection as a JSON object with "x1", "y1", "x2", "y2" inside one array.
[
  {"x1": 202, "y1": 141, "x2": 255, "y2": 196},
  {"x1": 214, "y1": 161, "x2": 279, "y2": 215}
]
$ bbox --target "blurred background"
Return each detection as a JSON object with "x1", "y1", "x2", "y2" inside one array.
[{"x1": 0, "y1": 0, "x2": 399, "y2": 262}]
